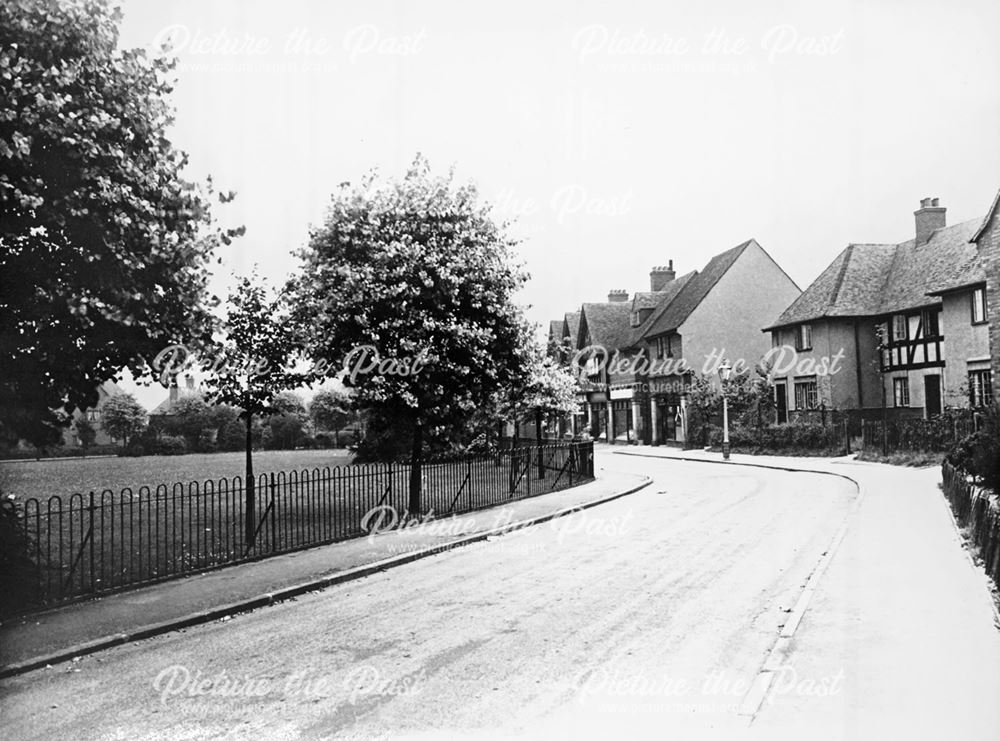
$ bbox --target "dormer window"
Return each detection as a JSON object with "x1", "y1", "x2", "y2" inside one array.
[{"x1": 630, "y1": 311, "x2": 640, "y2": 328}]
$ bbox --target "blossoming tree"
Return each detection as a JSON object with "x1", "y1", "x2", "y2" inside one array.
[{"x1": 288, "y1": 156, "x2": 533, "y2": 515}]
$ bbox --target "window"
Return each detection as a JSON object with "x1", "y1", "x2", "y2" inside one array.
[
  {"x1": 972, "y1": 287, "x2": 988, "y2": 324},
  {"x1": 970, "y1": 369, "x2": 994, "y2": 408},
  {"x1": 893, "y1": 377, "x2": 910, "y2": 407},
  {"x1": 793, "y1": 377, "x2": 818, "y2": 410},
  {"x1": 921, "y1": 309, "x2": 939, "y2": 337},
  {"x1": 655, "y1": 336, "x2": 666, "y2": 359},
  {"x1": 795, "y1": 324, "x2": 812, "y2": 351},
  {"x1": 891, "y1": 314, "x2": 908, "y2": 342},
  {"x1": 771, "y1": 331, "x2": 780, "y2": 348}
]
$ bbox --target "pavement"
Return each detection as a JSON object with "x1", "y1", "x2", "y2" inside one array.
[{"x1": 0, "y1": 465, "x2": 650, "y2": 678}]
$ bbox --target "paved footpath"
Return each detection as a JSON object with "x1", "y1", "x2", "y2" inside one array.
[
  {"x1": 0, "y1": 466, "x2": 649, "y2": 676},
  {"x1": 612, "y1": 444, "x2": 1000, "y2": 738}
]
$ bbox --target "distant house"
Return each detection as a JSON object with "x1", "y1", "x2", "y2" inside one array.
[
  {"x1": 63, "y1": 379, "x2": 123, "y2": 447},
  {"x1": 559, "y1": 240, "x2": 800, "y2": 445},
  {"x1": 765, "y1": 196, "x2": 996, "y2": 425},
  {"x1": 150, "y1": 375, "x2": 203, "y2": 417}
]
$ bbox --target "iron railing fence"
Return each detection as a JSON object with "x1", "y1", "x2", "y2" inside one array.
[{"x1": 6, "y1": 442, "x2": 594, "y2": 614}]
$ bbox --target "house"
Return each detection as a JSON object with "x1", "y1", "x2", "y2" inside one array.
[
  {"x1": 150, "y1": 375, "x2": 203, "y2": 417},
  {"x1": 972, "y1": 189, "x2": 1000, "y2": 385},
  {"x1": 764, "y1": 196, "x2": 996, "y2": 425},
  {"x1": 63, "y1": 379, "x2": 123, "y2": 447},
  {"x1": 568, "y1": 241, "x2": 801, "y2": 445}
]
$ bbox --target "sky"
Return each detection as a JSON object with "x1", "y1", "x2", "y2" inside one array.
[{"x1": 114, "y1": 0, "x2": 1000, "y2": 408}]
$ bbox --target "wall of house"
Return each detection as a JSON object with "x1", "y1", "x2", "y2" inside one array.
[
  {"x1": 941, "y1": 290, "x2": 991, "y2": 407},
  {"x1": 768, "y1": 319, "x2": 873, "y2": 416},
  {"x1": 975, "y1": 210, "x2": 1000, "y2": 382},
  {"x1": 679, "y1": 241, "x2": 801, "y2": 380}
]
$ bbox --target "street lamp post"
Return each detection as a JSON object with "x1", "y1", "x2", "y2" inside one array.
[{"x1": 718, "y1": 358, "x2": 732, "y2": 460}]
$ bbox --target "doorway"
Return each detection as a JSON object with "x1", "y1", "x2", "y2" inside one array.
[
  {"x1": 924, "y1": 375, "x2": 942, "y2": 418},
  {"x1": 775, "y1": 382, "x2": 788, "y2": 424}
]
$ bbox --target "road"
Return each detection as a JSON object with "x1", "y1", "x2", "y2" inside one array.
[{"x1": 0, "y1": 452, "x2": 982, "y2": 739}]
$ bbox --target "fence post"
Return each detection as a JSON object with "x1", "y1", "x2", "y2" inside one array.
[
  {"x1": 88, "y1": 490, "x2": 96, "y2": 593},
  {"x1": 269, "y1": 472, "x2": 277, "y2": 553}
]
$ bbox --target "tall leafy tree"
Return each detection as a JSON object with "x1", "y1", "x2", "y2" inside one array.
[
  {"x1": 99, "y1": 392, "x2": 147, "y2": 447},
  {"x1": 309, "y1": 389, "x2": 352, "y2": 446},
  {"x1": 287, "y1": 155, "x2": 534, "y2": 515},
  {"x1": 73, "y1": 415, "x2": 97, "y2": 449},
  {"x1": 202, "y1": 275, "x2": 304, "y2": 546},
  {"x1": 0, "y1": 0, "x2": 243, "y2": 447}
]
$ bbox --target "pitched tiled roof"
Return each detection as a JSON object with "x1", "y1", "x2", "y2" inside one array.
[
  {"x1": 623, "y1": 271, "x2": 696, "y2": 347},
  {"x1": 972, "y1": 188, "x2": 1000, "y2": 242},
  {"x1": 766, "y1": 244, "x2": 896, "y2": 329},
  {"x1": 643, "y1": 240, "x2": 752, "y2": 338},
  {"x1": 921, "y1": 219, "x2": 987, "y2": 295},
  {"x1": 766, "y1": 219, "x2": 983, "y2": 329},
  {"x1": 577, "y1": 302, "x2": 633, "y2": 351},
  {"x1": 547, "y1": 319, "x2": 563, "y2": 343},
  {"x1": 766, "y1": 219, "x2": 986, "y2": 329},
  {"x1": 631, "y1": 291, "x2": 668, "y2": 311},
  {"x1": 563, "y1": 311, "x2": 581, "y2": 350},
  {"x1": 883, "y1": 220, "x2": 982, "y2": 306}
]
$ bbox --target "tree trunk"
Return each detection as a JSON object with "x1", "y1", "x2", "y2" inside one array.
[
  {"x1": 408, "y1": 419, "x2": 423, "y2": 517},
  {"x1": 245, "y1": 414, "x2": 256, "y2": 548},
  {"x1": 535, "y1": 408, "x2": 544, "y2": 479}
]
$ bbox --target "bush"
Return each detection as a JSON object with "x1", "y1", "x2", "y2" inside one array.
[
  {"x1": 0, "y1": 443, "x2": 120, "y2": 460},
  {"x1": 715, "y1": 422, "x2": 844, "y2": 452},
  {"x1": 947, "y1": 406, "x2": 1000, "y2": 492},
  {"x1": 121, "y1": 443, "x2": 146, "y2": 457},
  {"x1": 0, "y1": 493, "x2": 42, "y2": 615},
  {"x1": 196, "y1": 428, "x2": 218, "y2": 453},
  {"x1": 157, "y1": 435, "x2": 188, "y2": 456}
]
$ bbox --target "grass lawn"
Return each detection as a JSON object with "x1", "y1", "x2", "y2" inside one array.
[
  {"x1": 853, "y1": 449, "x2": 945, "y2": 467},
  {"x1": 3, "y1": 445, "x2": 591, "y2": 613},
  {"x1": 0, "y1": 449, "x2": 355, "y2": 501}
]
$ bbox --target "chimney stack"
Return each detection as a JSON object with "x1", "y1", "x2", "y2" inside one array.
[
  {"x1": 169, "y1": 380, "x2": 178, "y2": 405},
  {"x1": 608, "y1": 289, "x2": 629, "y2": 303},
  {"x1": 650, "y1": 260, "x2": 676, "y2": 291},
  {"x1": 914, "y1": 197, "x2": 946, "y2": 245},
  {"x1": 185, "y1": 374, "x2": 195, "y2": 390}
]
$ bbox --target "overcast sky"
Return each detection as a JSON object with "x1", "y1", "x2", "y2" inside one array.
[{"x1": 115, "y1": 0, "x2": 1000, "y2": 407}]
